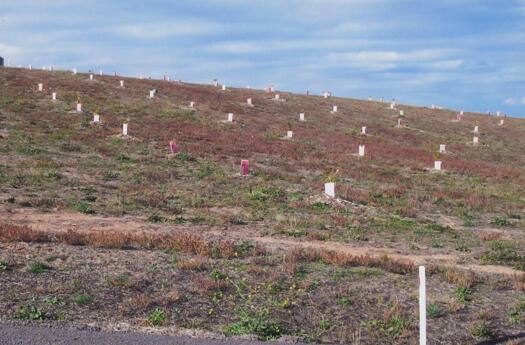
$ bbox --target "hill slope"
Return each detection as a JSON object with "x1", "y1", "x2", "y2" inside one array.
[{"x1": 1, "y1": 67, "x2": 524, "y2": 344}]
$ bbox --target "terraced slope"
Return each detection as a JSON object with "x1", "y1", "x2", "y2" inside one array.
[{"x1": 1, "y1": 67, "x2": 524, "y2": 344}]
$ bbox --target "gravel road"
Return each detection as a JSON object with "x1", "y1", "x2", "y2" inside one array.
[{"x1": 0, "y1": 320, "x2": 311, "y2": 345}]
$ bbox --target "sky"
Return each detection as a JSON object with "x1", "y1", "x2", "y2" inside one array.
[{"x1": 1, "y1": 0, "x2": 524, "y2": 117}]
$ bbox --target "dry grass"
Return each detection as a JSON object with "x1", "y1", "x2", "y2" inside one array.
[
  {"x1": 177, "y1": 256, "x2": 207, "y2": 271},
  {"x1": 443, "y1": 269, "x2": 478, "y2": 288}
]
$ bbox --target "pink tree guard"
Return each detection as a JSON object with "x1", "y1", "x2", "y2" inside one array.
[
  {"x1": 240, "y1": 160, "x2": 249, "y2": 176},
  {"x1": 398, "y1": 118, "x2": 403, "y2": 126},
  {"x1": 169, "y1": 140, "x2": 178, "y2": 154},
  {"x1": 457, "y1": 114, "x2": 462, "y2": 121},
  {"x1": 178, "y1": 79, "x2": 182, "y2": 85},
  {"x1": 306, "y1": 89, "x2": 309, "y2": 96}
]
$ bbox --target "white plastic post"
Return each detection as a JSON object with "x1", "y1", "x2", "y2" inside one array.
[
  {"x1": 275, "y1": 94, "x2": 280, "y2": 100},
  {"x1": 431, "y1": 104, "x2": 435, "y2": 109},
  {"x1": 120, "y1": 80, "x2": 124, "y2": 87},
  {"x1": 214, "y1": 80, "x2": 218, "y2": 87},
  {"x1": 29, "y1": 65, "x2": 32, "y2": 70},
  {"x1": 299, "y1": 113, "x2": 305, "y2": 121},
  {"x1": 439, "y1": 144, "x2": 446, "y2": 153},
  {"x1": 138, "y1": 73, "x2": 143, "y2": 79},
  {"x1": 368, "y1": 96, "x2": 372, "y2": 101},
  {"x1": 122, "y1": 123, "x2": 128, "y2": 136},
  {"x1": 499, "y1": 119, "x2": 504, "y2": 125},
  {"x1": 474, "y1": 125, "x2": 479, "y2": 133},
  {"x1": 434, "y1": 161, "x2": 442, "y2": 170},
  {"x1": 361, "y1": 126, "x2": 367, "y2": 134},
  {"x1": 89, "y1": 74, "x2": 94, "y2": 81},
  {"x1": 113, "y1": 72, "x2": 116, "y2": 77},
  {"x1": 460, "y1": 110, "x2": 464, "y2": 115},
  {"x1": 99, "y1": 70, "x2": 103, "y2": 76},
  {"x1": 222, "y1": 85, "x2": 226, "y2": 91},
  {"x1": 497, "y1": 111, "x2": 500, "y2": 117},
  {"x1": 76, "y1": 103, "x2": 82, "y2": 112},
  {"x1": 400, "y1": 110, "x2": 404, "y2": 116},
  {"x1": 38, "y1": 83, "x2": 43, "y2": 92},
  {"x1": 380, "y1": 97, "x2": 384, "y2": 103},
  {"x1": 287, "y1": 131, "x2": 293, "y2": 138},
  {"x1": 323, "y1": 92, "x2": 328, "y2": 99},
  {"x1": 390, "y1": 103, "x2": 395, "y2": 109},
  {"x1": 473, "y1": 136, "x2": 479, "y2": 144},
  {"x1": 359, "y1": 145, "x2": 365, "y2": 157},
  {"x1": 72, "y1": 68, "x2": 77, "y2": 75},
  {"x1": 228, "y1": 113, "x2": 233, "y2": 122},
  {"x1": 332, "y1": 105, "x2": 338, "y2": 113},
  {"x1": 52, "y1": 92, "x2": 56, "y2": 101},
  {"x1": 247, "y1": 98, "x2": 252, "y2": 105},
  {"x1": 246, "y1": 85, "x2": 251, "y2": 89},
  {"x1": 149, "y1": 90, "x2": 155, "y2": 99},
  {"x1": 419, "y1": 266, "x2": 426, "y2": 345},
  {"x1": 190, "y1": 101, "x2": 195, "y2": 108},
  {"x1": 325, "y1": 183, "x2": 335, "y2": 198},
  {"x1": 50, "y1": 66, "x2": 53, "y2": 71},
  {"x1": 93, "y1": 114, "x2": 100, "y2": 123}
]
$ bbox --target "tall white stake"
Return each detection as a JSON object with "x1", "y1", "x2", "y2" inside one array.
[{"x1": 419, "y1": 266, "x2": 426, "y2": 345}]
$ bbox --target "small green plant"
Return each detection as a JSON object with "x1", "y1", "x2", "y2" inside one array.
[
  {"x1": 427, "y1": 303, "x2": 441, "y2": 318},
  {"x1": 12, "y1": 305, "x2": 53, "y2": 320},
  {"x1": 336, "y1": 297, "x2": 352, "y2": 306},
  {"x1": 43, "y1": 297, "x2": 59, "y2": 304},
  {"x1": 455, "y1": 245, "x2": 470, "y2": 252},
  {"x1": 361, "y1": 316, "x2": 409, "y2": 339},
  {"x1": 310, "y1": 202, "x2": 329, "y2": 211},
  {"x1": 455, "y1": 286, "x2": 472, "y2": 303},
  {"x1": 168, "y1": 254, "x2": 178, "y2": 264},
  {"x1": 210, "y1": 269, "x2": 228, "y2": 281},
  {"x1": 0, "y1": 262, "x2": 8, "y2": 271},
  {"x1": 318, "y1": 320, "x2": 332, "y2": 330},
  {"x1": 29, "y1": 262, "x2": 53, "y2": 274},
  {"x1": 108, "y1": 274, "x2": 131, "y2": 286},
  {"x1": 146, "y1": 213, "x2": 168, "y2": 223},
  {"x1": 115, "y1": 154, "x2": 136, "y2": 163},
  {"x1": 149, "y1": 308, "x2": 166, "y2": 326},
  {"x1": 507, "y1": 298, "x2": 525, "y2": 324},
  {"x1": 45, "y1": 255, "x2": 59, "y2": 262},
  {"x1": 224, "y1": 308, "x2": 282, "y2": 340},
  {"x1": 77, "y1": 202, "x2": 95, "y2": 214},
  {"x1": 491, "y1": 218, "x2": 513, "y2": 227},
  {"x1": 71, "y1": 294, "x2": 92, "y2": 306},
  {"x1": 471, "y1": 323, "x2": 495, "y2": 338}
]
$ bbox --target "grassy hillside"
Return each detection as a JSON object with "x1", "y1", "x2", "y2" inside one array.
[{"x1": 1, "y1": 67, "x2": 524, "y2": 344}]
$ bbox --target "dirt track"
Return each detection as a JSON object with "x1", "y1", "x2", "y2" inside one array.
[{"x1": 1, "y1": 209, "x2": 522, "y2": 277}]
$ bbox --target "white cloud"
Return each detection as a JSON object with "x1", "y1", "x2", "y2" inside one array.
[
  {"x1": 113, "y1": 20, "x2": 224, "y2": 39},
  {"x1": 521, "y1": 97, "x2": 525, "y2": 104},
  {"x1": 505, "y1": 98, "x2": 517, "y2": 105},
  {"x1": 207, "y1": 38, "x2": 373, "y2": 54},
  {"x1": 428, "y1": 59, "x2": 463, "y2": 69},
  {"x1": 322, "y1": 49, "x2": 459, "y2": 71},
  {"x1": 0, "y1": 42, "x2": 20, "y2": 58}
]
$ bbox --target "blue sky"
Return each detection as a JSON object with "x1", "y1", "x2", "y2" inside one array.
[{"x1": 1, "y1": 0, "x2": 524, "y2": 117}]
